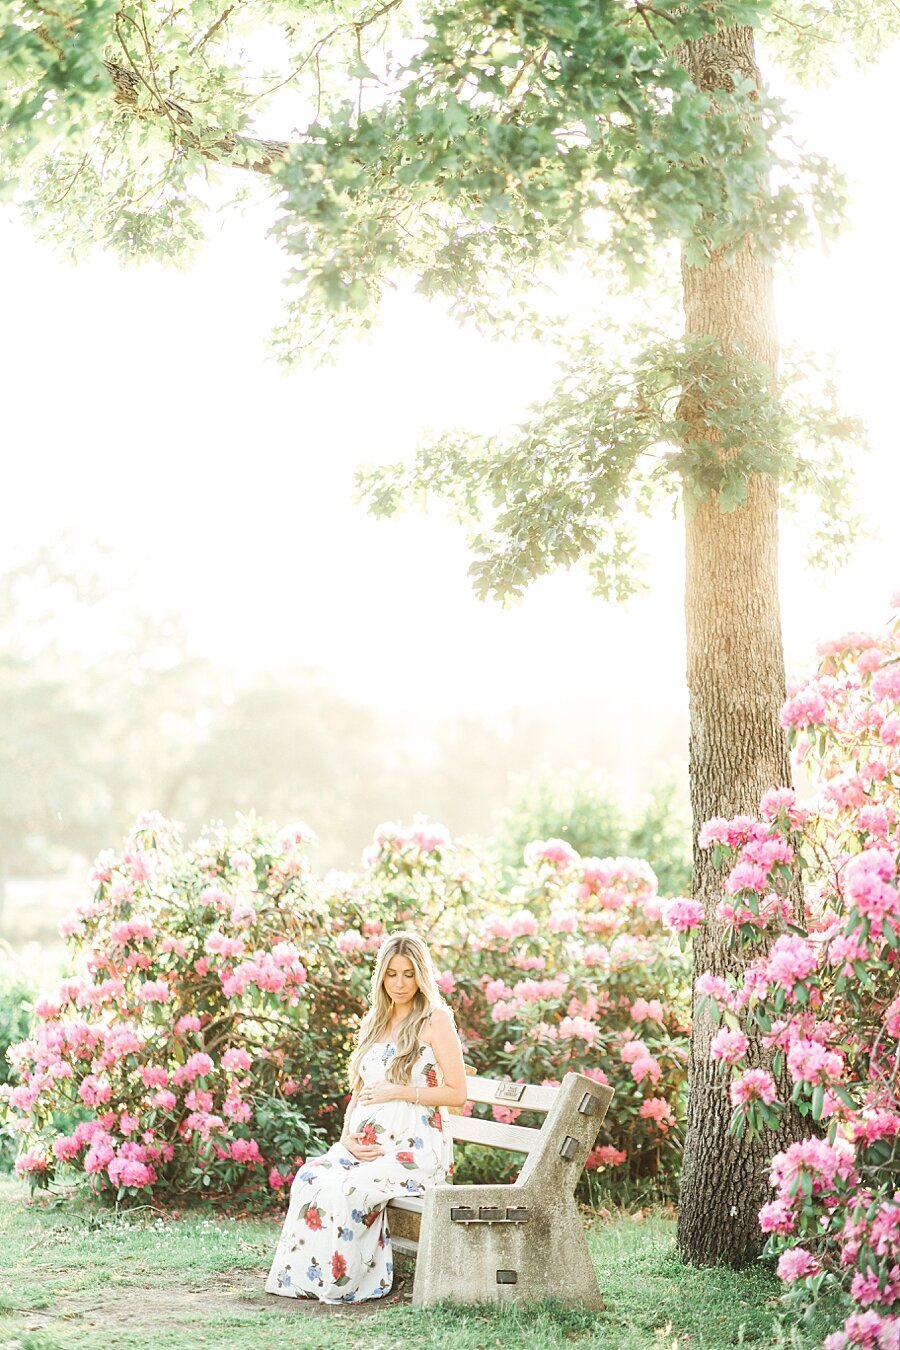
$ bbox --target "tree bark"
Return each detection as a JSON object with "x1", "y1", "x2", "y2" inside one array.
[{"x1": 675, "y1": 25, "x2": 805, "y2": 1267}]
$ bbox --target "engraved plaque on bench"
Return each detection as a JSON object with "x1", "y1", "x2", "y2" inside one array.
[
  {"x1": 450, "y1": 1205, "x2": 477, "y2": 1222},
  {"x1": 505, "y1": 1206, "x2": 529, "y2": 1223},
  {"x1": 479, "y1": 1206, "x2": 504, "y2": 1221},
  {"x1": 578, "y1": 1091, "x2": 600, "y2": 1117},
  {"x1": 494, "y1": 1081, "x2": 526, "y2": 1102},
  {"x1": 496, "y1": 1270, "x2": 518, "y2": 1285},
  {"x1": 559, "y1": 1135, "x2": 579, "y2": 1161}
]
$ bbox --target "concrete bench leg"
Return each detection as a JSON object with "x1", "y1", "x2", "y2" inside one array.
[
  {"x1": 411, "y1": 1181, "x2": 603, "y2": 1308},
  {"x1": 412, "y1": 1073, "x2": 612, "y2": 1309}
]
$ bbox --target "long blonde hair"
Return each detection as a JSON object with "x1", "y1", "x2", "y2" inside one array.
[{"x1": 347, "y1": 930, "x2": 444, "y2": 1089}]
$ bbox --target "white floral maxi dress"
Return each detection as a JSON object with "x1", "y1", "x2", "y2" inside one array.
[{"x1": 265, "y1": 1042, "x2": 453, "y2": 1303}]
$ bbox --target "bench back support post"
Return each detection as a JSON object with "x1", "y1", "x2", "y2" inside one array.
[{"x1": 410, "y1": 1071, "x2": 614, "y2": 1308}]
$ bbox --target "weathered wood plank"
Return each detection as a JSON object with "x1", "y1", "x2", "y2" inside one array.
[
  {"x1": 464, "y1": 1076, "x2": 558, "y2": 1114},
  {"x1": 448, "y1": 1113, "x2": 541, "y2": 1153}
]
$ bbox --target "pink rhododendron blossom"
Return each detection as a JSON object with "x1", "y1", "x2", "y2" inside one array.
[
  {"x1": 140, "y1": 1066, "x2": 169, "y2": 1089},
  {"x1": 337, "y1": 929, "x2": 365, "y2": 954},
  {"x1": 844, "y1": 849, "x2": 900, "y2": 921},
  {"x1": 725, "y1": 861, "x2": 770, "y2": 895},
  {"x1": 872, "y1": 667, "x2": 900, "y2": 702},
  {"x1": 108, "y1": 1155, "x2": 154, "y2": 1188},
  {"x1": 760, "y1": 788, "x2": 809, "y2": 827},
  {"x1": 662, "y1": 898, "x2": 704, "y2": 934},
  {"x1": 435, "y1": 970, "x2": 456, "y2": 995},
  {"x1": 223, "y1": 1096, "x2": 252, "y2": 1122},
  {"x1": 184, "y1": 1111, "x2": 225, "y2": 1139},
  {"x1": 787, "y1": 1038, "x2": 844, "y2": 1086},
  {"x1": 109, "y1": 919, "x2": 154, "y2": 947},
  {"x1": 880, "y1": 717, "x2": 900, "y2": 747},
  {"x1": 172, "y1": 1053, "x2": 213, "y2": 1086},
  {"x1": 229, "y1": 1137, "x2": 262, "y2": 1163},
  {"x1": 766, "y1": 935, "x2": 819, "y2": 988},
  {"x1": 730, "y1": 1069, "x2": 777, "y2": 1107},
  {"x1": 79, "y1": 1075, "x2": 112, "y2": 1107},
  {"x1": 780, "y1": 686, "x2": 828, "y2": 730},
  {"x1": 585, "y1": 1144, "x2": 627, "y2": 1170},
  {"x1": 558, "y1": 1016, "x2": 599, "y2": 1045},
  {"x1": 52, "y1": 1134, "x2": 81, "y2": 1163},
  {"x1": 699, "y1": 816, "x2": 767, "y2": 851},
  {"x1": 15, "y1": 1148, "x2": 51, "y2": 1177},
  {"x1": 160, "y1": 936, "x2": 189, "y2": 959},
  {"x1": 639, "y1": 1097, "x2": 675, "y2": 1131},
  {"x1": 851, "y1": 1269, "x2": 900, "y2": 1310},
  {"x1": 630, "y1": 1056, "x2": 661, "y2": 1085},
  {"x1": 582, "y1": 944, "x2": 607, "y2": 967},
  {"x1": 523, "y1": 838, "x2": 579, "y2": 868},
  {"x1": 769, "y1": 1137, "x2": 857, "y2": 1196},
  {"x1": 137, "y1": 979, "x2": 170, "y2": 1004},
  {"x1": 823, "y1": 1311, "x2": 900, "y2": 1350},
  {"x1": 631, "y1": 997, "x2": 664, "y2": 1023},
  {"x1": 204, "y1": 933, "x2": 247, "y2": 959},
  {"x1": 759, "y1": 1199, "x2": 795, "y2": 1234},
  {"x1": 222, "y1": 1047, "x2": 252, "y2": 1072},
  {"x1": 777, "y1": 1248, "x2": 822, "y2": 1283},
  {"x1": 710, "y1": 1029, "x2": 749, "y2": 1064},
  {"x1": 696, "y1": 972, "x2": 731, "y2": 1003}
]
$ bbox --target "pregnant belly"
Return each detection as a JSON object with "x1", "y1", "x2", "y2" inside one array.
[{"x1": 349, "y1": 1099, "x2": 415, "y2": 1147}]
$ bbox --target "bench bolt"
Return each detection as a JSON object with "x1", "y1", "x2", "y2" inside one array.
[{"x1": 578, "y1": 1092, "x2": 600, "y2": 1116}]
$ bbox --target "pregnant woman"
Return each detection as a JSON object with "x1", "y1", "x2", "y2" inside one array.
[{"x1": 265, "y1": 929, "x2": 467, "y2": 1303}]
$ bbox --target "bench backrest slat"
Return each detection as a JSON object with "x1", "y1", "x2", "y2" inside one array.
[
  {"x1": 448, "y1": 1113, "x2": 541, "y2": 1154},
  {"x1": 464, "y1": 1075, "x2": 558, "y2": 1114}
]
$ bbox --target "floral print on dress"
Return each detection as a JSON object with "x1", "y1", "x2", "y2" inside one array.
[{"x1": 265, "y1": 1041, "x2": 453, "y2": 1304}]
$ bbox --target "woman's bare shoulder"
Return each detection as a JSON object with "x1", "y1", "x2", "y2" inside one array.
[{"x1": 421, "y1": 1004, "x2": 455, "y2": 1043}]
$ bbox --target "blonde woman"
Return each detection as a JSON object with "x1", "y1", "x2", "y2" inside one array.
[{"x1": 265, "y1": 929, "x2": 466, "y2": 1304}]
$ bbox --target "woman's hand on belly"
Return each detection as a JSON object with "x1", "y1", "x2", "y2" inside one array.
[
  {"x1": 359, "y1": 1079, "x2": 408, "y2": 1107},
  {"x1": 343, "y1": 1134, "x2": 385, "y2": 1162}
]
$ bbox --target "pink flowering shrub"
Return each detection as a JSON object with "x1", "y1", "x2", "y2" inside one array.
[
  {"x1": 446, "y1": 847, "x2": 690, "y2": 1184},
  {"x1": 2, "y1": 813, "x2": 376, "y2": 1202},
  {"x1": 3, "y1": 813, "x2": 690, "y2": 1203},
  {"x1": 694, "y1": 602, "x2": 900, "y2": 1348}
]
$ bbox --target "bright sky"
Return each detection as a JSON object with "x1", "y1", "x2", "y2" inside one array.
[{"x1": 2, "y1": 40, "x2": 898, "y2": 735}]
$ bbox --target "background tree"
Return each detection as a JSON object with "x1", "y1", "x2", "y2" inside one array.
[{"x1": 2, "y1": 0, "x2": 893, "y2": 1262}]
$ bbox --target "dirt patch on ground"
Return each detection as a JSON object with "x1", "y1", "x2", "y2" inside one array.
[{"x1": 16, "y1": 1267, "x2": 411, "y2": 1334}]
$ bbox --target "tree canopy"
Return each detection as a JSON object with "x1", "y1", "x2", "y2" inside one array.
[{"x1": 3, "y1": 1, "x2": 881, "y2": 600}]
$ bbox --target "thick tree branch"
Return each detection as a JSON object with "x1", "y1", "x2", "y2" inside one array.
[{"x1": 103, "y1": 58, "x2": 292, "y2": 172}]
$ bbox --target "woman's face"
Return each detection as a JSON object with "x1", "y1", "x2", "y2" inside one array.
[{"x1": 383, "y1": 954, "x2": 418, "y2": 1011}]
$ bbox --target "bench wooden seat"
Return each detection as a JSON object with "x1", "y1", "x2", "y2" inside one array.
[{"x1": 387, "y1": 1070, "x2": 614, "y2": 1306}]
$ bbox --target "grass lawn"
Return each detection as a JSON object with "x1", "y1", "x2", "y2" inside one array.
[{"x1": 0, "y1": 1178, "x2": 830, "y2": 1350}]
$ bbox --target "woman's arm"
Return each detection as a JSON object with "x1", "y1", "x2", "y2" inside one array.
[
  {"x1": 412, "y1": 1006, "x2": 468, "y2": 1107},
  {"x1": 339, "y1": 1083, "x2": 360, "y2": 1145}
]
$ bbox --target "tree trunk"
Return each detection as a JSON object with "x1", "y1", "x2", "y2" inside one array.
[{"x1": 675, "y1": 25, "x2": 805, "y2": 1267}]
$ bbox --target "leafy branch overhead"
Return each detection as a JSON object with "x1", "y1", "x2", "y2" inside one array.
[
  {"x1": 3, "y1": 1, "x2": 852, "y2": 320},
  {"x1": 356, "y1": 335, "x2": 866, "y2": 602}
]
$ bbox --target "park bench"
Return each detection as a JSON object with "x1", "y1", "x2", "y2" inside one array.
[{"x1": 387, "y1": 1070, "x2": 614, "y2": 1307}]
